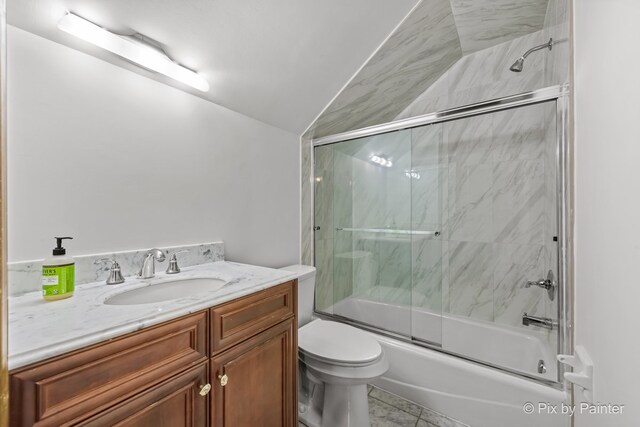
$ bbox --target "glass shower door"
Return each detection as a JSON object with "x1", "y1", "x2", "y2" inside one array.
[
  {"x1": 315, "y1": 130, "x2": 416, "y2": 337},
  {"x1": 423, "y1": 101, "x2": 560, "y2": 380},
  {"x1": 314, "y1": 92, "x2": 565, "y2": 383}
]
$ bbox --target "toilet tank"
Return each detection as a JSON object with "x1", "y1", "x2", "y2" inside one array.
[{"x1": 279, "y1": 265, "x2": 316, "y2": 327}]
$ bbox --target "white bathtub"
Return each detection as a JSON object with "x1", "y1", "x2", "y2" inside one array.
[
  {"x1": 329, "y1": 297, "x2": 569, "y2": 427},
  {"x1": 333, "y1": 296, "x2": 557, "y2": 381}
]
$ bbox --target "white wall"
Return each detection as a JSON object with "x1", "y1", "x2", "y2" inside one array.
[
  {"x1": 574, "y1": 0, "x2": 640, "y2": 425},
  {"x1": 7, "y1": 26, "x2": 300, "y2": 268}
]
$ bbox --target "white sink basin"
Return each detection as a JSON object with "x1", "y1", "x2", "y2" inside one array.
[{"x1": 104, "y1": 278, "x2": 227, "y2": 305}]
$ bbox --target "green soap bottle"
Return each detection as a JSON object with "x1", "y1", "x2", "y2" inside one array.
[{"x1": 42, "y1": 237, "x2": 75, "y2": 301}]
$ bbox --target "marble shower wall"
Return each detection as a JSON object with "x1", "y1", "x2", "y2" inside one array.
[
  {"x1": 450, "y1": 0, "x2": 548, "y2": 55},
  {"x1": 543, "y1": 0, "x2": 570, "y2": 87},
  {"x1": 396, "y1": 0, "x2": 569, "y2": 119},
  {"x1": 440, "y1": 102, "x2": 558, "y2": 329}
]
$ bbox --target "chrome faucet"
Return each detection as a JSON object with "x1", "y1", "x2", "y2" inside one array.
[
  {"x1": 166, "y1": 250, "x2": 189, "y2": 274},
  {"x1": 94, "y1": 258, "x2": 125, "y2": 285},
  {"x1": 138, "y1": 248, "x2": 166, "y2": 279},
  {"x1": 522, "y1": 313, "x2": 558, "y2": 330},
  {"x1": 524, "y1": 270, "x2": 556, "y2": 301}
]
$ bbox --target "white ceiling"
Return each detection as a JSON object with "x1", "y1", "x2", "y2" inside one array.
[{"x1": 8, "y1": 0, "x2": 419, "y2": 134}]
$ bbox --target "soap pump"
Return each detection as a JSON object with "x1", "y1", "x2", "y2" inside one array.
[{"x1": 42, "y1": 236, "x2": 75, "y2": 301}]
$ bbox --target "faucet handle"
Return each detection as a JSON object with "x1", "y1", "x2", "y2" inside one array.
[
  {"x1": 166, "y1": 250, "x2": 189, "y2": 274},
  {"x1": 94, "y1": 258, "x2": 125, "y2": 285}
]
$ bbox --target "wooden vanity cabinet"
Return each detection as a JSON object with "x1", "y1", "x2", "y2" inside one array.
[
  {"x1": 209, "y1": 280, "x2": 297, "y2": 427},
  {"x1": 9, "y1": 280, "x2": 297, "y2": 427},
  {"x1": 9, "y1": 310, "x2": 209, "y2": 426}
]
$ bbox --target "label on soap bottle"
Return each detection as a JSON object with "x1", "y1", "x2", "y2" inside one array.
[{"x1": 42, "y1": 264, "x2": 75, "y2": 297}]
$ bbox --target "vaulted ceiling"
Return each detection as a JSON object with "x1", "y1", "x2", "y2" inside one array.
[
  {"x1": 9, "y1": 0, "x2": 548, "y2": 137},
  {"x1": 304, "y1": 0, "x2": 549, "y2": 139}
]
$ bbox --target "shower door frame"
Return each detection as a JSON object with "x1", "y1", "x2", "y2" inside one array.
[{"x1": 311, "y1": 84, "x2": 572, "y2": 388}]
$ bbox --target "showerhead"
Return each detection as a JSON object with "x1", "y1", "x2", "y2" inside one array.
[
  {"x1": 509, "y1": 38, "x2": 553, "y2": 73},
  {"x1": 510, "y1": 57, "x2": 525, "y2": 72}
]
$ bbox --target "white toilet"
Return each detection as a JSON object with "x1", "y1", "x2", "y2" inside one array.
[{"x1": 280, "y1": 265, "x2": 389, "y2": 427}]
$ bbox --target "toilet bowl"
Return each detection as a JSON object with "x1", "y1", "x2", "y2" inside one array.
[{"x1": 280, "y1": 265, "x2": 389, "y2": 427}]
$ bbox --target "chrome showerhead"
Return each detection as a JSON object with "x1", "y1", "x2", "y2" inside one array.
[
  {"x1": 510, "y1": 57, "x2": 525, "y2": 72},
  {"x1": 509, "y1": 38, "x2": 553, "y2": 73}
]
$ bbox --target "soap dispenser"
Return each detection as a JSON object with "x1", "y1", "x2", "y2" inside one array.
[{"x1": 42, "y1": 237, "x2": 75, "y2": 301}]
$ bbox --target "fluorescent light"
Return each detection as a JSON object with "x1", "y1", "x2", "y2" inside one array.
[{"x1": 58, "y1": 13, "x2": 210, "y2": 92}]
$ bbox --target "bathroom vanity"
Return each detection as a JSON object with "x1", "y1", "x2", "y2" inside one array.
[{"x1": 7, "y1": 262, "x2": 298, "y2": 426}]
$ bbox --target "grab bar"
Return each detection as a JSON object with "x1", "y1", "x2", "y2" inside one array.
[{"x1": 336, "y1": 227, "x2": 439, "y2": 236}]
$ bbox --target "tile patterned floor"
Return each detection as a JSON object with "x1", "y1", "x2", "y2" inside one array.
[{"x1": 299, "y1": 385, "x2": 470, "y2": 427}]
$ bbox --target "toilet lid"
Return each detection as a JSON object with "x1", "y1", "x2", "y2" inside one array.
[{"x1": 298, "y1": 320, "x2": 382, "y2": 365}]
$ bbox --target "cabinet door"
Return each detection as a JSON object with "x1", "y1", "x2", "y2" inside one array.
[
  {"x1": 10, "y1": 311, "x2": 208, "y2": 426},
  {"x1": 81, "y1": 362, "x2": 209, "y2": 427},
  {"x1": 211, "y1": 318, "x2": 297, "y2": 427}
]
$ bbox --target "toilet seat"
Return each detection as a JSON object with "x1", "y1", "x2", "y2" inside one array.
[{"x1": 299, "y1": 319, "x2": 383, "y2": 367}]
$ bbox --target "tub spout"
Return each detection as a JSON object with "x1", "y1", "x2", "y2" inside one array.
[{"x1": 522, "y1": 313, "x2": 557, "y2": 330}]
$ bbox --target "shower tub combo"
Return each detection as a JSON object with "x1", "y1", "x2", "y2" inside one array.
[
  {"x1": 330, "y1": 296, "x2": 565, "y2": 427},
  {"x1": 311, "y1": 86, "x2": 572, "y2": 427}
]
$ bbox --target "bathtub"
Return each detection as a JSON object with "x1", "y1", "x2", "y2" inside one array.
[{"x1": 328, "y1": 297, "x2": 569, "y2": 427}]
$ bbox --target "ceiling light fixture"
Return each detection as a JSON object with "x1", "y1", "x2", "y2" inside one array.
[
  {"x1": 58, "y1": 13, "x2": 210, "y2": 92},
  {"x1": 370, "y1": 155, "x2": 393, "y2": 168}
]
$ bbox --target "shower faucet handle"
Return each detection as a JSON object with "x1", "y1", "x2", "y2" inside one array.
[{"x1": 524, "y1": 270, "x2": 556, "y2": 300}]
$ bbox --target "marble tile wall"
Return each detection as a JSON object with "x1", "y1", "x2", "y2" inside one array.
[
  {"x1": 435, "y1": 102, "x2": 557, "y2": 328},
  {"x1": 450, "y1": 0, "x2": 548, "y2": 55},
  {"x1": 396, "y1": 30, "x2": 546, "y2": 120},
  {"x1": 543, "y1": 0, "x2": 570, "y2": 87},
  {"x1": 8, "y1": 242, "x2": 225, "y2": 296},
  {"x1": 397, "y1": 1, "x2": 569, "y2": 121}
]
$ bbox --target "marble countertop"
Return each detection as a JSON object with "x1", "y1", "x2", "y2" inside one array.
[{"x1": 8, "y1": 261, "x2": 296, "y2": 370}]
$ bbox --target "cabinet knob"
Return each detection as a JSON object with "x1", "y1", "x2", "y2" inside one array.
[
  {"x1": 218, "y1": 374, "x2": 228, "y2": 386},
  {"x1": 199, "y1": 383, "x2": 212, "y2": 396}
]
